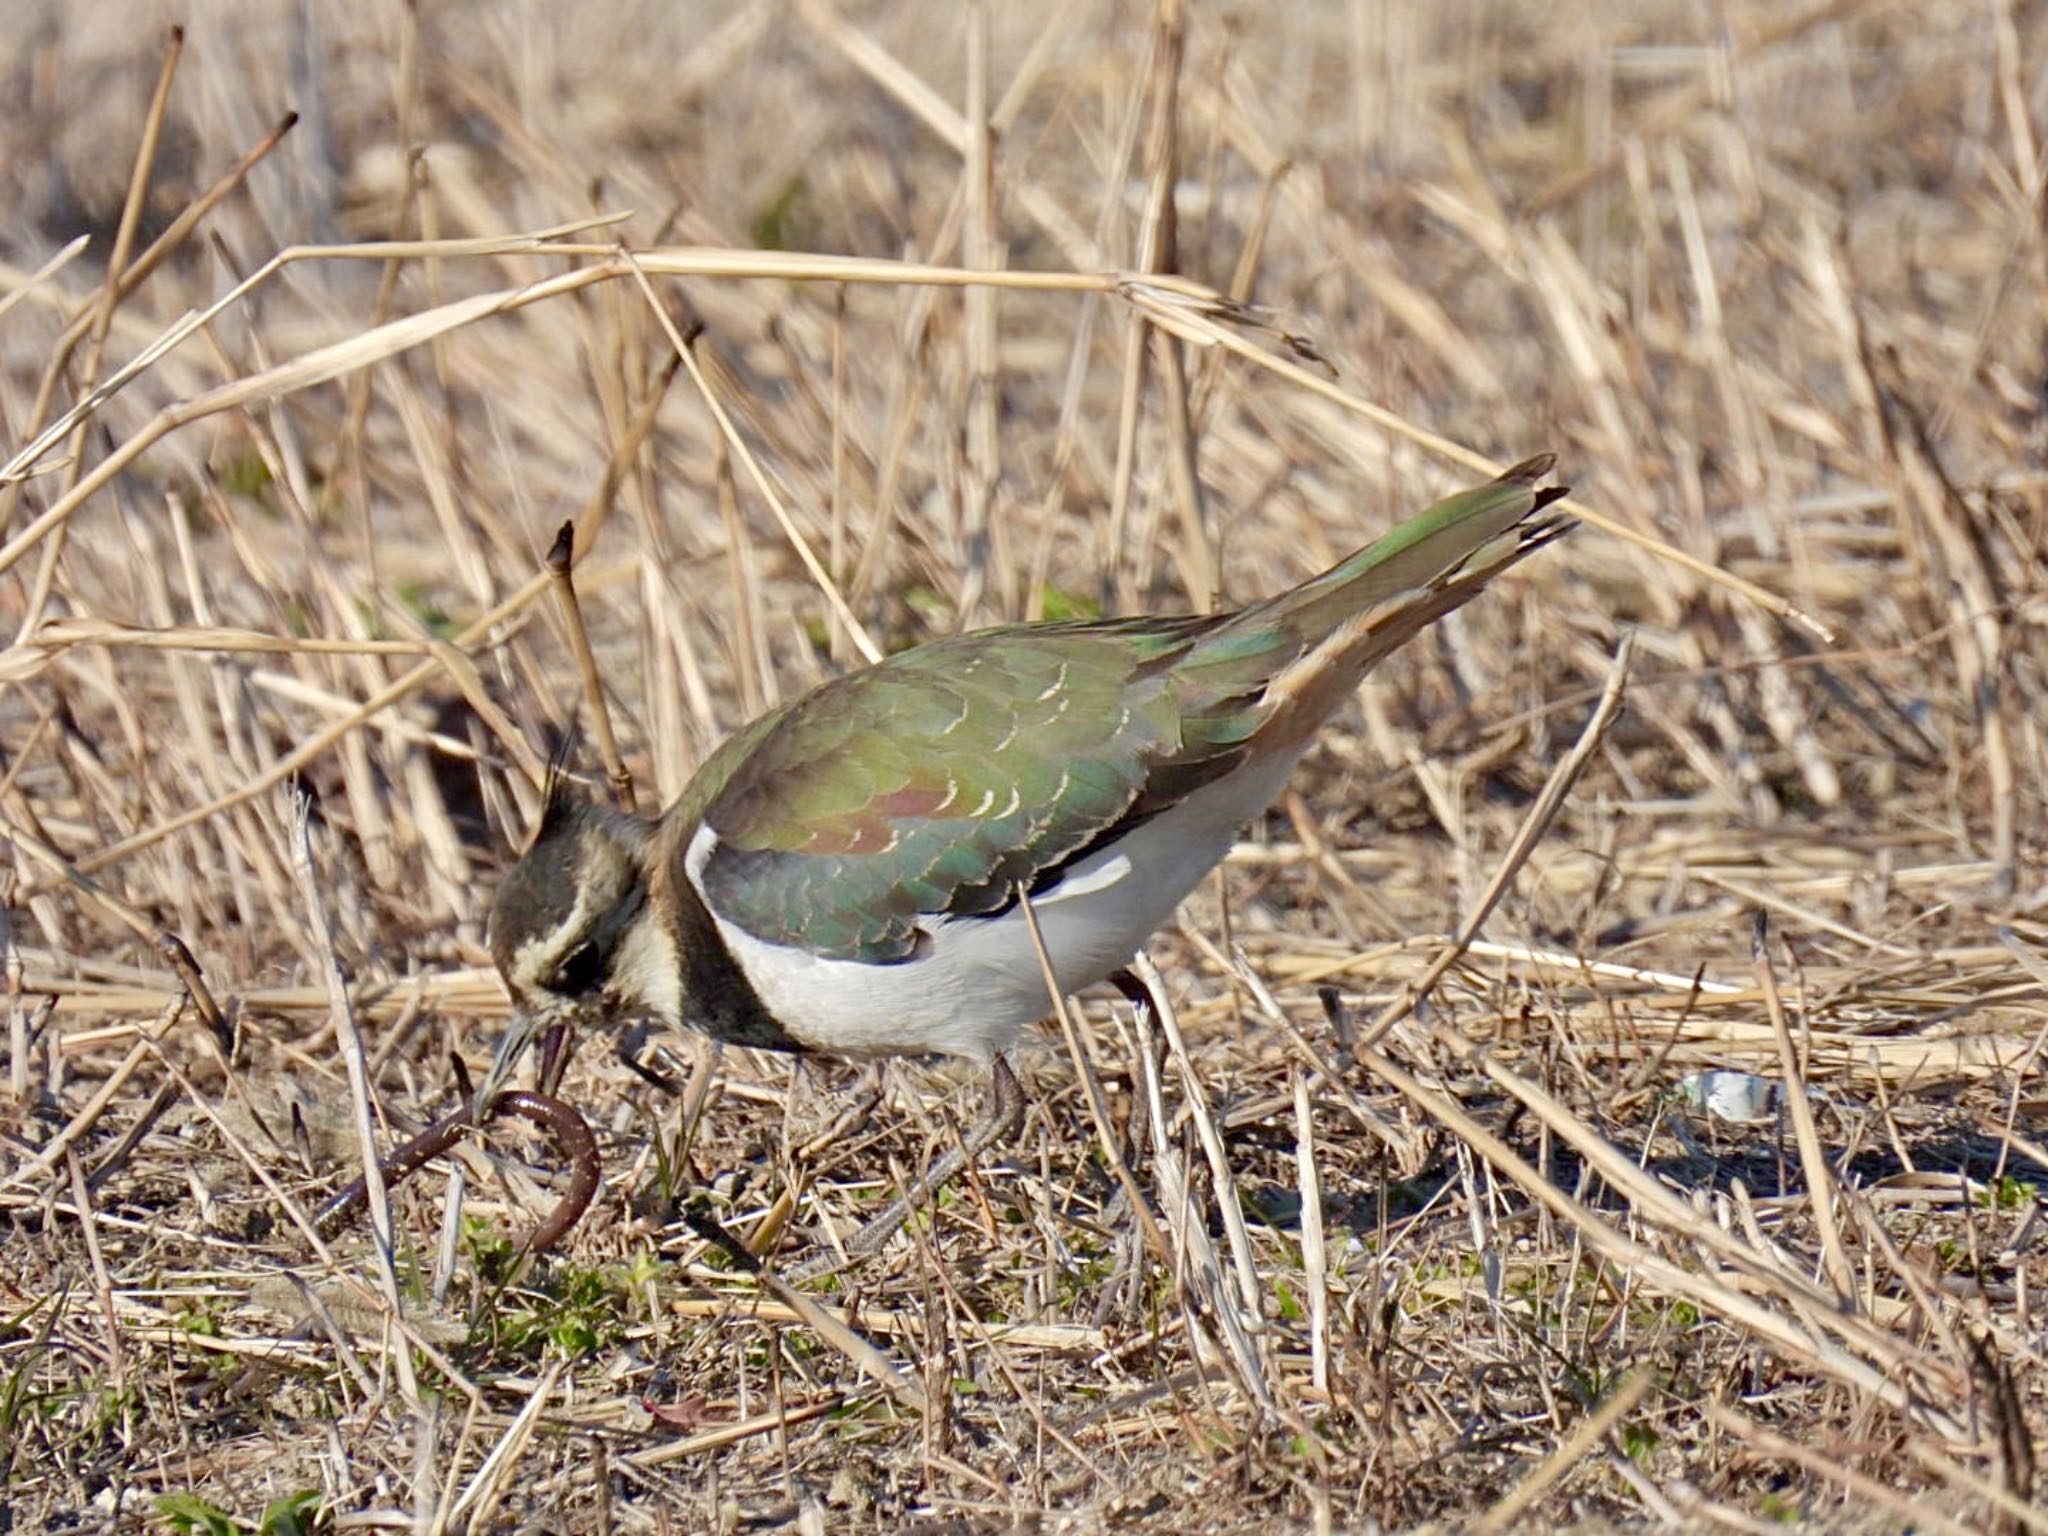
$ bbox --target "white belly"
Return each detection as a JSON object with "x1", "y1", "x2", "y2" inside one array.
[{"x1": 687, "y1": 756, "x2": 1296, "y2": 1062}]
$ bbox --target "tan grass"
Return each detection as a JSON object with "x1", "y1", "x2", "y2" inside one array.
[{"x1": 2, "y1": 2, "x2": 2045, "y2": 1533}]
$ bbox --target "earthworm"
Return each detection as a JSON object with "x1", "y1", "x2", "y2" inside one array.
[{"x1": 312, "y1": 1089, "x2": 601, "y2": 1255}]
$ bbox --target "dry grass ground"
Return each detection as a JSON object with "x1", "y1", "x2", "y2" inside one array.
[{"x1": 3, "y1": 1, "x2": 2046, "y2": 1531}]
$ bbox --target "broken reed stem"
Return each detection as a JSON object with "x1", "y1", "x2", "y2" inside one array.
[
  {"x1": 1122, "y1": 958, "x2": 1276, "y2": 1414},
  {"x1": 545, "y1": 519, "x2": 635, "y2": 813},
  {"x1": 1291, "y1": 1070, "x2": 1330, "y2": 1395},
  {"x1": 1131, "y1": 951, "x2": 1264, "y2": 1324},
  {"x1": 1126, "y1": 974, "x2": 1248, "y2": 1408},
  {"x1": 1357, "y1": 629, "x2": 1634, "y2": 1050},
  {"x1": 1754, "y1": 911, "x2": 1859, "y2": 1305},
  {"x1": 753, "y1": 1270, "x2": 929, "y2": 1416},
  {"x1": 64, "y1": 1147, "x2": 127, "y2": 1395},
  {"x1": 286, "y1": 790, "x2": 420, "y2": 1407},
  {"x1": 15, "y1": 25, "x2": 183, "y2": 641},
  {"x1": 1015, "y1": 891, "x2": 1172, "y2": 1268},
  {"x1": 960, "y1": 0, "x2": 998, "y2": 624},
  {"x1": 2, "y1": 908, "x2": 25, "y2": 1105}
]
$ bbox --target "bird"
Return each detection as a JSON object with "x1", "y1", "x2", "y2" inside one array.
[{"x1": 477, "y1": 455, "x2": 1570, "y2": 1269}]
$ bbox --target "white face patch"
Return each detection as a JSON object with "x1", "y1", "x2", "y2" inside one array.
[
  {"x1": 505, "y1": 888, "x2": 601, "y2": 998},
  {"x1": 496, "y1": 824, "x2": 652, "y2": 1009}
]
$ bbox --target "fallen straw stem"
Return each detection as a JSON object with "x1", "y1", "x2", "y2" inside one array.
[
  {"x1": 1754, "y1": 911, "x2": 1859, "y2": 1306},
  {"x1": 1357, "y1": 630, "x2": 1634, "y2": 1050}
]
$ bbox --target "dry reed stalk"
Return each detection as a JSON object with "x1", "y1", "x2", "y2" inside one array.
[
  {"x1": 1359, "y1": 631, "x2": 1634, "y2": 1048},
  {"x1": 1291, "y1": 1070, "x2": 1330, "y2": 1394},
  {"x1": 544, "y1": 520, "x2": 635, "y2": 812},
  {"x1": 13, "y1": 27, "x2": 183, "y2": 640},
  {"x1": 5, "y1": 5, "x2": 2044, "y2": 1528},
  {"x1": 1754, "y1": 913, "x2": 1858, "y2": 1303},
  {"x1": 288, "y1": 792, "x2": 421, "y2": 1407}
]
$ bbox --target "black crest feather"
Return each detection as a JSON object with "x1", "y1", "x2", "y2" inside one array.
[{"x1": 536, "y1": 730, "x2": 587, "y2": 838}]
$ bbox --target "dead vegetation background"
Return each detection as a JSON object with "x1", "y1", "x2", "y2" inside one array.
[{"x1": 2, "y1": 1, "x2": 2046, "y2": 1531}]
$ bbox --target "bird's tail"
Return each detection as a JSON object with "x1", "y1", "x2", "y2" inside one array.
[{"x1": 1181, "y1": 456, "x2": 1571, "y2": 748}]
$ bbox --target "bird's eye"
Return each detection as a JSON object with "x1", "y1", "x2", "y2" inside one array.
[{"x1": 554, "y1": 940, "x2": 604, "y2": 997}]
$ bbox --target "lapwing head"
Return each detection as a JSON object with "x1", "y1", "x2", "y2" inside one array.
[{"x1": 476, "y1": 768, "x2": 653, "y2": 1111}]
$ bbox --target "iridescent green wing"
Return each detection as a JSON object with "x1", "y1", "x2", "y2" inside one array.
[
  {"x1": 691, "y1": 458, "x2": 1566, "y2": 965},
  {"x1": 691, "y1": 615, "x2": 1277, "y2": 963}
]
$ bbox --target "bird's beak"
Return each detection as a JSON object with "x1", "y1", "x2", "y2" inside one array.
[{"x1": 473, "y1": 1007, "x2": 545, "y2": 1119}]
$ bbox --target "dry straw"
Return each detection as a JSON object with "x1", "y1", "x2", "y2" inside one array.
[{"x1": 2, "y1": 2, "x2": 2044, "y2": 1532}]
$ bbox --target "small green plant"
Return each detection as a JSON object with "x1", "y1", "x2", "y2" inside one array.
[
  {"x1": 1759, "y1": 1490, "x2": 1803, "y2": 1523},
  {"x1": 0, "y1": 1293, "x2": 60, "y2": 1471},
  {"x1": 461, "y1": 1215, "x2": 517, "y2": 1280},
  {"x1": 619, "y1": 1247, "x2": 665, "y2": 1293},
  {"x1": 219, "y1": 448, "x2": 273, "y2": 501},
  {"x1": 487, "y1": 1258, "x2": 658, "y2": 1358},
  {"x1": 1273, "y1": 1274, "x2": 1305, "y2": 1322},
  {"x1": 1978, "y1": 1176, "x2": 2037, "y2": 1211},
  {"x1": 1620, "y1": 1422, "x2": 1660, "y2": 1464},
  {"x1": 259, "y1": 1492, "x2": 327, "y2": 1536},
  {"x1": 175, "y1": 1303, "x2": 223, "y2": 1339},
  {"x1": 393, "y1": 582, "x2": 458, "y2": 639},
  {"x1": 751, "y1": 176, "x2": 808, "y2": 250},
  {"x1": 1627, "y1": 1295, "x2": 1702, "y2": 1333},
  {"x1": 1052, "y1": 1252, "x2": 1113, "y2": 1309},
  {"x1": 156, "y1": 1495, "x2": 241, "y2": 1536},
  {"x1": 531, "y1": 1266, "x2": 617, "y2": 1354},
  {"x1": 155, "y1": 1491, "x2": 327, "y2": 1536}
]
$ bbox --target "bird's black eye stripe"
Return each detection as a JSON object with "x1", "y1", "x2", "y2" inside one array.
[{"x1": 554, "y1": 940, "x2": 604, "y2": 996}]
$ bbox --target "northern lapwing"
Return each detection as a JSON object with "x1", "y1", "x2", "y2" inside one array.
[{"x1": 479, "y1": 455, "x2": 1570, "y2": 1268}]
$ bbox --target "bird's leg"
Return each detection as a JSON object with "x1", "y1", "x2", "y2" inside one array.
[{"x1": 787, "y1": 1053, "x2": 1024, "y2": 1282}]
